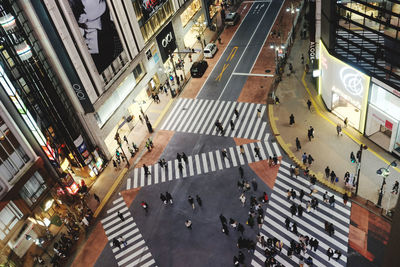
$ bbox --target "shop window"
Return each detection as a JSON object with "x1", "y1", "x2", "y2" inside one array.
[
  {"x1": 0, "y1": 201, "x2": 23, "y2": 240},
  {"x1": 180, "y1": 0, "x2": 202, "y2": 27},
  {"x1": 2, "y1": 50, "x2": 14, "y2": 68},
  {"x1": 370, "y1": 84, "x2": 400, "y2": 119},
  {"x1": 133, "y1": 62, "x2": 146, "y2": 82},
  {"x1": 19, "y1": 172, "x2": 47, "y2": 207}
]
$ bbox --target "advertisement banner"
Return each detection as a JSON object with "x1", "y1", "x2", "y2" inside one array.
[
  {"x1": 156, "y1": 22, "x2": 177, "y2": 63},
  {"x1": 308, "y1": 0, "x2": 316, "y2": 62},
  {"x1": 67, "y1": 0, "x2": 123, "y2": 74},
  {"x1": 136, "y1": 0, "x2": 168, "y2": 25}
]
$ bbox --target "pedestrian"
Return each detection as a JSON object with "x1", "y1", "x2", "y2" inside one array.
[
  {"x1": 343, "y1": 192, "x2": 349, "y2": 205},
  {"x1": 141, "y1": 201, "x2": 149, "y2": 213},
  {"x1": 182, "y1": 152, "x2": 188, "y2": 164},
  {"x1": 334, "y1": 249, "x2": 342, "y2": 260},
  {"x1": 296, "y1": 137, "x2": 301, "y2": 151},
  {"x1": 392, "y1": 181, "x2": 399, "y2": 194},
  {"x1": 301, "y1": 54, "x2": 304, "y2": 64},
  {"x1": 230, "y1": 119, "x2": 235, "y2": 130},
  {"x1": 233, "y1": 256, "x2": 239, "y2": 266},
  {"x1": 160, "y1": 193, "x2": 167, "y2": 204},
  {"x1": 289, "y1": 114, "x2": 295, "y2": 126},
  {"x1": 185, "y1": 220, "x2": 192, "y2": 229},
  {"x1": 289, "y1": 164, "x2": 295, "y2": 177},
  {"x1": 196, "y1": 195, "x2": 202, "y2": 207},
  {"x1": 287, "y1": 189, "x2": 292, "y2": 200},
  {"x1": 309, "y1": 126, "x2": 314, "y2": 139},
  {"x1": 177, "y1": 153, "x2": 182, "y2": 162},
  {"x1": 166, "y1": 191, "x2": 173, "y2": 204},
  {"x1": 307, "y1": 99, "x2": 312, "y2": 110},
  {"x1": 237, "y1": 223, "x2": 245, "y2": 235},
  {"x1": 311, "y1": 197, "x2": 318, "y2": 210},
  {"x1": 222, "y1": 223, "x2": 229, "y2": 235},
  {"x1": 221, "y1": 149, "x2": 229, "y2": 160},
  {"x1": 257, "y1": 215, "x2": 263, "y2": 229},
  {"x1": 330, "y1": 170, "x2": 336, "y2": 183},
  {"x1": 290, "y1": 203, "x2": 297, "y2": 217},
  {"x1": 138, "y1": 115, "x2": 143, "y2": 124},
  {"x1": 251, "y1": 178, "x2": 258, "y2": 191},
  {"x1": 239, "y1": 193, "x2": 246, "y2": 207},
  {"x1": 285, "y1": 217, "x2": 291, "y2": 229},
  {"x1": 118, "y1": 235, "x2": 128, "y2": 248},
  {"x1": 188, "y1": 196, "x2": 195, "y2": 209},
  {"x1": 234, "y1": 108, "x2": 239, "y2": 118},
  {"x1": 294, "y1": 165, "x2": 300, "y2": 178},
  {"x1": 344, "y1": 117, "x2": 348, "y2": 128},
  {"x1": 289, "y1": 63, "x2": 294, "y2": 73},
  {"x1": 323, "y1": 191, "x2": 329, "y2": 203},
  {"x1": 143, "y1": 164, "x2": 150, "y2": 176},
  {"x1": 336, "y1": 123, "x2": 342, "y2": 136},
  {"x1": 327, "y1": 248, "x2": 334, "y2": 261},
  {"x1": 292, "y1": 222, "x2": 298, "y2": 235},
  {"x1": 178, "y1": 162, "x2": 184, "y2": 172},
  {"x1": 325, "y1": 166, "x2": 330, "y2": 179},
  {"x1": 117, "y1": 211, "x2": 125, "y2": 222},
  {"x1": 254, "y1": 146, "x2": 261, "y2": 158},
  {"x1": 329, "y1": 195, "x2": 335, "y2": 208},
  {"x1": 238, "y1": 166, "x2": 244, "y2": 178},
  {"x1": 238, "y1": 251, "x2": 245, "y2": 264},
  {"x1": 328, "y1": 223, "x2": 335, "y2": 236},
  {"x1": 299, "y1": 189, "x2": 305, "y2": 202},
  {"x1": 229, "y1": 218, "x2": 238, "y2": 229},
  {"x1": 307, "y1": 154, "x2": 314, "y2": 165},
  {"x1": 93, "y1": 193, "x2": 100, "y2": 204},
  {"x1": 275, "y1": 96, "x2": 280, "y2": 104},
  {"x1": 113, "y1": 238, "x2": 121, "y2": 250},
  {"x1": 268, "y1": 156, "x2": 273, "y2": 167},
  {"x1": 297, "y1": 204, "x2": 303, "y2": 217},
  {"x1": 257, "y1": 108, "x2": 261, "y2": 118},
  {"x1": 290, "y1": 188, "x2": 297, "y2": 199},
  {"x1": 239, "y1": 145, "x2": 245, "y2": 156},
  {"x1": 302, "y1": 153, "x2": 307, "y2": 165}
]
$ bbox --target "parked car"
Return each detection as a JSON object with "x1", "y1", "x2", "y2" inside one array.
[
  {"x1": 225, "y1": 12, "x2": 240, "y2": 26},
  {"x1": 190, "y1": 60, "x2": 208, "y2": 78},
  {"x1": 204, "y1": 43, "x2": 218, "y2": 58}
]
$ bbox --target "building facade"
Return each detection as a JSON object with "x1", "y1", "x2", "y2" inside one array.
[{"x1": 319, "y1": 0, "x2": 400, "y2": 157}]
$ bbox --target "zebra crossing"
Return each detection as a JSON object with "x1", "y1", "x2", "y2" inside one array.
[
  {"x1": 160, "y1": 98, "x2": 269, "y2": 140},
  {"x1": 251, "y1": 161, "x2": 351, "y2": 267},
  {"x1": 125, "y1": 140, "x2": 279, "y2": 190},
  {"x1": 101, "y1": 196, "x2": 157, "y2": 267}
]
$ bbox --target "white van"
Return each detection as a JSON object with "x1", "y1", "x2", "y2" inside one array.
[{"x1": 204, "y1": 43, "x2": 218, "y2": 58}]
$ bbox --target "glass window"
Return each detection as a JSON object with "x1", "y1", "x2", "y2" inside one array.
[
  {"x1": 0, "y1": 201, "x2": 23, "y2": 240},
  {"x1": 19, "y1": 172, "x2": 47, "y2": 206},
  {"x1": 370, "y1": 83, "x2": 400, "y2": 119},
  {"x1": 180, "y1": 0, "x2": 201, "y2": 27},
  {"x1": 133, "y1": 62, "x2": 145, "y2": 82}
]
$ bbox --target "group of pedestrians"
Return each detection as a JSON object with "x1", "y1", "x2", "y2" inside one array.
[
  {"x1": 176, "y1": 152, "x2": 188, "y2": 172},
  {"x1": 215, "y1": 108, "x2": 242, "y2": 135},
  {"x1": 258, "y1": 234, "x2": 285, "y2": 266}
]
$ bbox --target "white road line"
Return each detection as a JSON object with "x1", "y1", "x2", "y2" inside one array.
[
  {"x1": 161, "y1": 98, "x2": 183, "y2": 129},
  {"x1": 124, "y1": 250, "x2": 152, "y2": 267},
  {"x1": 182, "y1": 161, "x2": 187, "y2": 178},
  {"x1": 188, "y1": 156, "x2": 194, "y2": 176},
  {"x1": 147, "y1": 166, "x2": 152, "y2": 185},
  {"x1": 101, "y1": 207, "x2": 128, "y2": 224},
  {"x1": 244, "y1": 104, "x2": 261, "y2": 138},
  {"x1": 187, "y1": 99, "x2": 208, "y2": 133},
  {"x1": 202, "y1": 153, "x2": 209, "y2": 173},
  {"x1": 193, "y1": 100, "x2": 215, "y2": 133},
  {"x1": 209, "y1": 151, "x2": 216, "y2": 172},
  {"x1": 264, "y1": 139, "x2": 273, "y2": 156},
  {"x1": 154, "y1": 164, "x2": 159, "y2": 184},
  {"x1": 250, "y1": 105, "x2": 266, "y2": 139},
  {"x1": 272, "y1": 142, "x2": 281, "y2": 157},
  {"x1": 119, "y1": 245, "x2": 149, "y2": 265},
  {"x1": 107, "y1": 202, "x2": 126, "y2": 214},
  {"x1": 105, "y1": 217, "x2": 134, "y2": 236},
  {"x1": 232, "y1": 72, "x2": 274, "y2": 77},
  {"x1": 231, "y1": 102, "x2": 247, "y2": 137},
  {"x1": 134, "y1": 168, "x2": 138, "y2": 188},
  {"x1": 175, "y1": 160, "x2": 180, "y2": 179},
  {"x1": 222, "y1": 101, "x2": 237, "y2": 132},
  {"x1": 215, "y1": 151, "x2": 224, "y2": 170},
  {"x1": 257, "y1": 121, "x2": 268, "y2": 140},
  {"x1": 161, "y1": 166, "x2": 166, "y2": 182},
  {"x1": 166, "y1": 98, "x2": 190, "y2": 130},
  {"x1": 230, "y1": 147, "x2": 238, "y2": 167},
  {"x1": 243, "y1": 143, "x2": 253, "y2": 163},
  {"x1": 115, "y1": 238, "x2": 144, "y2": 257},
  {"x1": 141, "y1": 259, "x2": 156, "y2": 267},
  {"x1": 200, "y1": 100, "x2": 221, "y2": 134},
  {"x1": 237, "y1": 103, "x2": 253, "y2": 137},
  {"x1": 257, "y1": 141, "x2": 267, "y2": 159},
  {"x1": 218, "y1": 101, "x2": 233, "y2": 132},
  {"x1": 249, "y1": 143, "x2": 259, "y2": 161},
  {"x1": 180, "y1": 99, "x2": 204, "y2": 132},
  {"x1": 168, "y1": 160, "x2": 173, "y2": 181},
  {"x1": 206, "y1": 101, "x2": 226, "y2": 135},
  {"x1": 103, "y1": 212, "x2": 131, "y2": 229},
  {"x1": 126, "y1": 178, "x2": 131, "y2": 190},
  {"x1": 113, "y1": 197, "x2": 124, "y2": 205},
  {"x1": 140, "y1": 169, "x2": 145, "y2": 186},
  {"x1": 112, "y1": 229, "x2": 140, "y2": 254},
  {"x1": 195, "y1": 154, "x2": 202, "y2": 175},
  {"x1": 175, "y1": 99, "x2": 198, "y2": 132}
]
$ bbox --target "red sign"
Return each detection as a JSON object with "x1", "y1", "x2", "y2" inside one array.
[
  {"x1": 66, "y1": 182, "x2": 79, "y2": 195},
  {"x1": 385, "y1": 120, "x2": 393, "y2": 131}
]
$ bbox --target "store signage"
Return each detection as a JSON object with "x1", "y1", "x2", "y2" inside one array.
[
  {"x1": 156, "y1": 22, "x2": 177, "y2": 63},
  {"x1": 146, "y1": 49, "x2": 152, "y2": 60},
  {"x1": 340, "y1": 67, "x2": 365, "y2": 96},
  {"x1": 385, "y1": 120, "x2": 393, "y2": 130},
  {"x1": 309, "y1": 41, "x2": 316, "y2": 61}
]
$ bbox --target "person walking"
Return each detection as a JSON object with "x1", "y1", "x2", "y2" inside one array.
[
  {"x1": 334, "y1": 249, "x2": 342, "y2": 260},
  {"x1": 297, "y1": 204, "x2": 304, "y2": 217},
  {"x1": 221, "y1": 149, "x2": 229, "y2": 160},
  {"x1": 117, "y1": 211, "x2": 125, "y2": 222},
  {"x1": 176, "y1": 153, "x2": 182, "y2": 163},
  {"x1": 325, "y1": 166, "x2": 330, "y2": 179},
  {"x1": 239, "y1": 145, "x2": 245, "y2": 156},
  {"x1": 238, "y1": 166, "x2": 244, "y2": 178},
  {"x1": 323, "y1": 191, "x2": 329, "y2": 203},
  {"x1": 222, "y1": 223, "x2": 229, "y2": 235},
  {"x1": 234, "y1": 108, "x2": 239, "y2": 118},
  {"x1": 239, "y1": 193, "x2": 246, "y2": 207},
  {"x1": 178, "y1": 162, "x2": 184, "y2": 172},
  {"x1": 290, "y1": 203, "x2": 297, "y2": 217},
  {"x1": 230, "y1": 119, "x2": 235, "y2": 130},
  {"x1": 307, "y1": 154, "x2": 314, "y2": 165},
  {"x1": 343, "y1": 192, "x2": 349, "y2": 205},
  {"x1": 185, "y1": 220, "x2": 192, "y2": 229},
  {"x1": 292, "y1": 222, "x2": 298, "y2": 235},
  {"x1": 257, "y1": 215, "x2": 263, "y2": 229},
  {"x1": 392, "y1": 181, "x2": 399, "y2": 194},
  {"x1": 238, "y1": 251, "x2": 245, "y2": 264},
  {"x1": 143, "y1": 164, "x2": 150, "y2": 176},
  {"x1": 118, "y1": 235, "x2": 128, "y2": 248},
  {"x1": 296, "y1": 137, "x2": 301, "y2": 151},
  {"x1": 309, "y1": 126, "x2": 315, "y2": 139},
  {"x1": 93, "y1": 193, "x2": 100, "y2": 204},
  {"x1": 113, "y1": 238, "x2": 121, "y2": 250},
  {"x1": 188, "y1": 196, "x2": 195, "y2": 209},
  {"x1": 307, "y1": 99, "x2": 312, "y2": 110},
  {"x1": 166, "y1": 191, "x2": 173, "y2": 204},
  {"x1": 327, "y1": 248, "x2": 334, "y2": 261},
  {"x1": 336, "y1": 123, "x2": 342, "y2": 136},
  {"x1": 160, "y1": 193, "x2": 167, "y2": 204},
  {"x1": 196, "y1": 195, "x2": 202, "y2": 207},
  {"x1": 329, "y1": 195, "x2": 335, "y2": 208},
  {"x1": 302, "y1": 153, "x2": 307, "y2": 165},
  {"x1": 181, "y1": 152, "x2": 188, "y2": 164},
  {"x1": 237, "y1": 223, "x2": 245, "y2": 235},
  {"x1": 330, "y1": 170, "x2": 336, "y2": 184},
  {"x1": 301, "y1": 54, "x2": 304, "y2": 64},
  {"x1": 285, "y1": 217, "x2": 291, "y2": 230},
  {"x1": 141, "y1": 201, "x2": 149, "y2": 213},
  {"x1": 344, "y1": 117, "x2": 348, "y2": 128},
  {"x1": 257, "y1": 108, "x2": 261, "y2": 118},
  {"x1": 294, "y1": 165, "x2": 300, "y2": 178},
  {"x1": 251, "y1": 178, "x2": 258, "y2": 191},
  {"x1": 289, "y1": 114, "x2": 295, "y2": 126},
  {"x1": 254, "y1": 146, "x2": 261, "y2": 158}
]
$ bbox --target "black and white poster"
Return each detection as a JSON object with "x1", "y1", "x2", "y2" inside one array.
[
  {"x1": 156, "y1": 22, "x2": 177, "y2": 63},
  {"x1": 68, "y1": 0, "x2": 123, "y2": 74}
]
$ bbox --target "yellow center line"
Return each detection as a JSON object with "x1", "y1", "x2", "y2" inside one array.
[
  {"x1": 227, "y1": 46, "x2": 238, "y2": 61},
  {"x1": 216, "y1": 63, "x2": 230, "y2": 81},
  {"x1": 301, "y1": 72, "x2": 400, "y2": 174}
]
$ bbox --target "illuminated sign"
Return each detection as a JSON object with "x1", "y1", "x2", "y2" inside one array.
[
  {"x1": 66, "y1": 182, "x2": 79, "y2": 195},
  {"x1": 340, "y1": 67, "x2": 365, "y2": 96}
]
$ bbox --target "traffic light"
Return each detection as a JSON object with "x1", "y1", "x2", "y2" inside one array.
[
  {"x1": 116, "y1": 150, "x2": 120, "y2": 157},
  {"x1": 350, "y1": 152, "x2": 356, "y2": 163},
  {"x1": 169, "y1": 75, "x2": 174, "y2": 81}
]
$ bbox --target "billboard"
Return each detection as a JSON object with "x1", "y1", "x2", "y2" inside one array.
[
  {"x1": 137, "y1": 0, "x2": 168, "y2": 24},
  {"x1": 156, "y1": 22, "x2": 177, "y2": 63},
  {"x1": 67, "y1": 0, "x2": 123, "y2": 74}
]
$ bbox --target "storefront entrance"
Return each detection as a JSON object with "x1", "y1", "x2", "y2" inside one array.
[{"x1": 331, "y1": 92, "x2": 361, "y2": 128}]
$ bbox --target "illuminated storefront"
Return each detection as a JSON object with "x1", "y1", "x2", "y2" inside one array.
[
  {"x1": 365, "y1": 79, "x2": 400, "y2": 156},
  {"x1": 319, "y1": 42, "x2": 370, "y2": 132},
  {"x1": 180, "y1": 0, "x2": 202, "y2": 27}
]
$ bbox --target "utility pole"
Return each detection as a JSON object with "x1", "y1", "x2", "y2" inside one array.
[
  {"x1": 114, "y1": 132, "x2": 130, "y2": 168},
  {"x1": 354, "y1": 144, "x2": 368, "y2": 196}
]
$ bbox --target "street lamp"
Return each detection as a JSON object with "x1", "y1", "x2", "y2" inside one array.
[
  {"x1": 354, "y1": 144, "x2": 368, "y2": 196},
  {"x1": 376, "y1": 160, "x2": 397, "y2": 208},
  {"x1": 114, "y1": 131, "x2": 130, "y2": 168}
]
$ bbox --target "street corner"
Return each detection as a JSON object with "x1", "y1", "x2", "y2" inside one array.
[
  {"x1": 367, "y1": 212, "x2": 391, "y2": 246},
  {"x1": 71, "y1": 222, "x2": 108, "y2": 267},
  {"x1": 350, "y1": 203, "x2": 369, "y2": 232},
  {"x1": 349, "y1": 224, "x2": 373, "y2": 261},
  {"x1": 237, "y1": 76, "x2": 273, "y2": 104},
  {"x1": 137, "y1": 130, "x2": 175, "y2": 166},
  {"x1": 249, "y1": 159, "x2": 279, "y2": 190},
  {"x1": 233, "y1": 137, "x2": 259, "y2": 146},
  {"x1": 121, "y1": 187, "x2": 141, "y2": 208}
]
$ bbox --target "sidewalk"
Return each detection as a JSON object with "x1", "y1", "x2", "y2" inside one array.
[{"x1": 268, "y1": 17, "x2": 400, "y2": 213}]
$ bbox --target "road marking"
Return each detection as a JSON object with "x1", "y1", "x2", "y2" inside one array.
[
  {"x1": 168, "y1": 160, "x2": 173, "y2": 180},
  {"x1": 195, "y1": 154, "x2": 202, "y2": 174},
  {"x1": 243, "y1": 144, "x2": 253, "y2": 163},
  {"x1": 230, "y1": 147, "x2": 238, "y2": 167},
  {"x1": 244, "y1": 103, "x2": 261, "y2": 138},
  {"x1": 250, "y1": 105, "x2": 266, "y2": 139},
  {"x1": 188, "y1": 156, "x2": 194, "y2": 176},
  {"x1": 134, "y1": 168, "x2": 138, "y2": 188},
  {"x1": 154, "y1": 163, "x2": 159, "y2": 184},
  {"x1": 202, "y1": 153, "x2": 209, "y2": 173},
  {"x1": 174, "y1": 159, "x2": 180, "y2": 179},
  {"x1": 140, "y1": 169, "x2": 145, "y2": 186},
  {"x1": 232, "y1": 72, "x2": 274, "y2": 77},
  {"x1": 126, "y1": 178, "x2": 131, "y2": 190},
  {"x1": 161, "y1": 166, "x2": 166, "y2": 182},
  {"x1": 209, "y1": 151, "x2": 216, "y2": 172},
  {"x1": 216, "y1": 63, "x2": 230, "y2": 81},
  {"x1": 215, "y1": 151, "x2": 224, "y2": 170},
  {"x1": 227, "y1": 46, "x2": 239, "y2": 61}
]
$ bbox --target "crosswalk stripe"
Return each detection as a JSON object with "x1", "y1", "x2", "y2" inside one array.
[
  {"x1": 219, "y1": 101, "x2": 234, "y2": 131},
  {"x1": 250, "y1": 105, "x2": 266, "y2": 139},
  {"x1": 243, "y1": 144, "x2": 253, "y2": 163},
  {"x1": 202, "y1": 153, "x2": 209, "y2": 173},
  {"x1": 257, "y1": 141, "x2": 267, "y2": 159},
  {"x1": 113, "y1": 197, "x2": 124, "y2": 205},
  {"x1": 264, "y1": 140, "x2": 273, "y2": 156},
  {"x1": 209, "y1": 151, "x2": 216, "y2": 172},
  {"x1": 200, "y1": 100, "x2": 221, "y2": 134},
  {"x1": 105, "y1": 217, "x2": 134, "y2": 236},
  {"x1": 236, "y1": 146, "x2": 245, "y2": 165},
  {"x1": 182, "y1": 161, "x2": 188, "y2": 178},
  {"x1": 215, "y1": 151, "x2": 224, "y2": 170},
  {"x1": 147, "y1": 166, "x2": 152, "y2": 185},
  {"x1": 222, "y1": 102, "x2": 238, "y2": 134},
  {"x1": 229, "y1": 147, "x2": 238, "y2": 167},
  {"x1": 103, "y1": 211, "x2": 131, "y2": 229},
  {"x1": 134, "y1": 169, "x2": 138, "y2": 188},
  {"x1": 206, "y1": 101, "x2": 226, "y2": 135},
  {"x1": 124, "y1": 251, "x2": 152, "y2": 267},
  {"x1": 140, "y1": 169, "x2": 145, "y2": 187},
  {"x1": 272, "y1": 142, "x2": 281, "y2": 157},
  {"x1": 229, "y1": 102, "x2": 245, "y2": 138},
  {"x1": 165, "y1": 98, "x2": 188, "y2": 130},
  {"x1": 126, "y1": 178, "x2": 131, "y2": 190},
  {"x1": 101, "y1": 207, "x2": 128, "y2": 224},
  {"x1": 168, "y1": 160, "x2": 173, "y2": 180},
  {"x1": 237, "y1": 103, "x2": 255, "y2": 137},
  {"x1": 154, "y1": 164, "x2": 159, "y2": 184},
  {"x1": 115, "y1": 238, "x2": 144, "y2": 257},
  {"x1": 226, "y1": 102, "x2": 243, "y2": 137},
  {"x1": 141, "y1": 258, "x2": 156, "y2": 267},
  {"x1": 170, "y1": 99, "x2": 194, "y2": 130},
  {"x1": 193, "y1": 100, "x2": 214, "y2": 133},
  {"x1": 107, "y1": 201, "x2": 126, "y2": 214},
  {"x1": 161, "y1": 166, "x2": 166, "y2": 182},
  {"x1": 244, "y1": 103, "x2": 261, "y2": 138},
  {"x1": 251, "y1": 259, "x2": 263, "y2": 267},
  {"x1": 187, "y1": 99, "x2": 208, "y2": 133},
  {"x1": 257, "y1": 121, "x2": 268, "y2": 140},
  {"x1": 176, "y1": 99, "x2": 198, "y2": 132},
  {"x1": 174, "y1": 160, "x2": 180, "y2": 179},
  {"x1": 181, "y1": 99, "x2": 205, "y2": 132},
  {"x1": 161, "y1": 98, "x2": 183, "y2": 129},
  {"x1": 195, "y1": 154, "x2": 202, "y2": 175},
  {"x1": 223, "y1": 152, "x2": 231, "y2": 168},
  {"x1": 119, "y1": 245, "x2": 149, "y2": 265},
  {"x1": 112, "y1": 229, "x2": 140, "y2": 253},
  {"x1": 188, "y1": 156, "x2": 194, "y2": 176}
]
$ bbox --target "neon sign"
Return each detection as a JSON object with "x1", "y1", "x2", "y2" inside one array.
[{"x1": 340, "y1": 67, "x2": 365, "y2": 96}]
